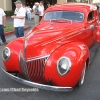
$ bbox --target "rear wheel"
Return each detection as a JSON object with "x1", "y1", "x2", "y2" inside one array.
[{"x1": 76, "y1": 63, "x2": 86, "y2": 87}]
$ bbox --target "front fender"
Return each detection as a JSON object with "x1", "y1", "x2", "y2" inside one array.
[
  {"x1": 44, "y1": 42, "x2": 89, "y2": 87},
  {"x1": 2, "y1": 37, "x2": 25, "y2": 74}
]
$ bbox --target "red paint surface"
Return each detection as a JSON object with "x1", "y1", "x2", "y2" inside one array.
[{"x1": 3, "y1": 3, "x2": 100, "y2": 87}]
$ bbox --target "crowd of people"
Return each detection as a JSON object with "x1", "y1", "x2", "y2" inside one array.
[
  {"x1": 25, "y1": 1, "x2": 50, "y2": 25},
  {"x1": 0, "y1": 0, "x2": 49, "y2": 45}
]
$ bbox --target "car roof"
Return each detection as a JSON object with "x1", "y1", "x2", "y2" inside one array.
[{"x1": 46, "y1": 3, "x2": 97, "y2": 13}]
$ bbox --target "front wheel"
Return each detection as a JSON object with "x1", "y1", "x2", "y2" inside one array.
[{"x1": 76, "y1": 63, "x2": 86, "y2": 87}]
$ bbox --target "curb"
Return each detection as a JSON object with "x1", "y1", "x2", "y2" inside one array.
[{"x1": 4, "y1": 25, "x2": 29, "y2": 36}]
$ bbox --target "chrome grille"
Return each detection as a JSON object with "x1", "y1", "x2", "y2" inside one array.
[
  {"x1": 19, "y1": 52, "x2": 49, "y2": 83},
  {"x1": 19, "y1": 53, "x2": 29, "y2": 79}
]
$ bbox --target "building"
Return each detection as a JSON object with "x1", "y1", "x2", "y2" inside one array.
[
  {"x1": 0, "y1": 0, "x2": 12, "y2": 11},
  {"x1": 0, "y1": 0, "x2": 99, "y2": 11},
  {"x1": 0, "y1": 0, "x2": 67, "y2": 11}
]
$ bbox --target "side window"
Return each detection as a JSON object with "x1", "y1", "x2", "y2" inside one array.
[{"x1": 87, "y1": 11, "x2": 94, "y2": 22}]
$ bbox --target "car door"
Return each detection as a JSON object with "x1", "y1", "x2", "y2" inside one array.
[{"x1": 86, "y1": 11, "x2": 97, "y2": 48}]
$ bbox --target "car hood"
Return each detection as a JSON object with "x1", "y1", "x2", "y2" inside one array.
[{"x1": 25, "y1": 21, "x2": 83, "y2": 59}]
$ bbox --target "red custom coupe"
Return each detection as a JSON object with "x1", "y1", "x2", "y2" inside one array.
[{"x1": 2, "y1": 3, "x2": 100, "y2": 92}]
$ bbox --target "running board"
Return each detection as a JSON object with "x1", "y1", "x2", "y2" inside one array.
[{"x1": 89, "y1": 42, "x2": 100, "y2": 63}]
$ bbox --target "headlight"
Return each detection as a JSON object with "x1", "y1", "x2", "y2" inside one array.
[
  {"x1": 57, "y1": 56, "x2": 71, "y2": 76},
  {"x1": 2, "y1": 47, "x2": 11, "y2": 61}
]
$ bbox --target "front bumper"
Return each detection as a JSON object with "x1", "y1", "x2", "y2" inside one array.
[{"x1": 1, "y1": 68, "x2": 73, "y2": 92}]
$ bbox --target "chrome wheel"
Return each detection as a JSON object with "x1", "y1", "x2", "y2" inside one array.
[{"x1": 77, "y1": 63, "x2": 86, "y2": 87}]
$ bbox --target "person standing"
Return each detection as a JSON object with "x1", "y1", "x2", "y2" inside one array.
[
  {"x1": 23, "y1": 5, "x2": 27, "y2": 19},
  {"x1": 34, "y1": 2, "x2": 40, "y2": 26},
  {"x1": 38, "y1": 1, "x2": 44, "y2": 22},
  {"x1": 26, "y1": 6, "x2": 32, "y2": 20},
  {"x1": 47, "y1": 2, "x2": 51, "y2": 9},
  {"x1": 33, "y1": 3, "x2": 36, "y2": 11},
  {"x1": 0, "y1": 8, "x2": 7, "y2": 45},
  {"x1": 11, "y1": 0, "x2": 25, "y2": 38}
]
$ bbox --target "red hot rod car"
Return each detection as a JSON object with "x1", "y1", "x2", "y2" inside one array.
[{"x1": 2, "y1": 3, "x2": 100, "y2": 92}]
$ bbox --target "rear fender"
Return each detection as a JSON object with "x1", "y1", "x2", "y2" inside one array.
[
  {"x1": 44, "y1": 42, "x2": 89, "y2": 87},
  {"x1": 95, "y1": 22, "x2": 100, "y2": 42}
]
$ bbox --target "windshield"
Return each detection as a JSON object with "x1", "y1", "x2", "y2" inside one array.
[{"x1": 44, "y1": 11, "x2": 84, "y2": 22}]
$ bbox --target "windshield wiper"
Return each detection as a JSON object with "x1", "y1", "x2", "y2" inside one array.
[
  {"x1": 49, "y1": 18, "x2": 73, "y2": 24},
  {"x1": 60, "y1": 18, "x2": 72, "y2": 24},
  {"x1": 50, "y1": 19, "x2": 57, "y2": 21}
]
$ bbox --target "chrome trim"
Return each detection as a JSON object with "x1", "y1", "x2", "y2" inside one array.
[
  {"x1": 24, "y1": 31, "x2": 36, "y2": 59},
  {"x1": 1, "y1": 68, "x2": 73, "y2": 92},
  {"x1": 57, "y1": 56, "x2": 71, "y2": 76},
  {"x1": 19, "y1": 51, "x2": 29, "y2": 79},
  {"x1": 41, "y1": 28, "x2": 86, "y2": 46},
  {"x1": 27, "y1": 55, "x2": 50, "y2": 62},
  {"x1": 19, "y1": 52, "x2": 49, "y2": 83},
  {"x1": 2, "y1": 47, "x2": 11, "y2": 62},
  {"x1": 89, "y1": 25, "x2": 94, "y2": 30}
]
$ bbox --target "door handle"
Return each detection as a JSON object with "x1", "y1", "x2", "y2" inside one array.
[{"x1": 89, "y1": 25, "x2": 94, "y2": 30}]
